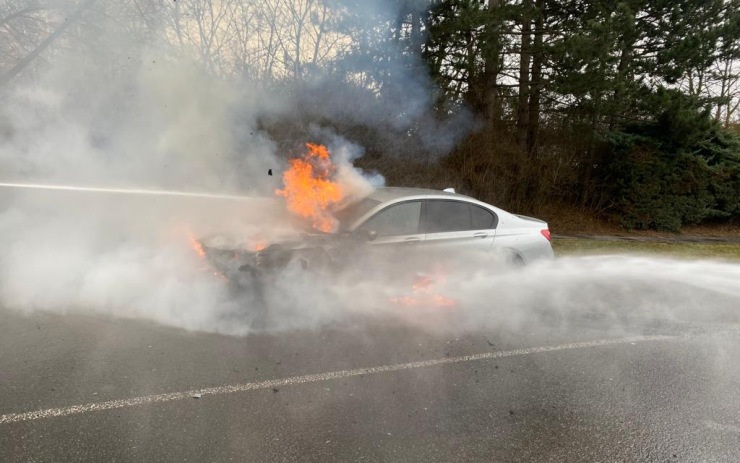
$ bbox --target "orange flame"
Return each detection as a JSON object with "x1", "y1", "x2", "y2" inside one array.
[
  {"x1": 275, "y1": 143, "x2": 344, "y2": 232},
  {"x1": 185, "y1": 231, "x2": 229, "y2": 282},
  {"x1": 392, "y1": 294, "x2": 457, "y2": 309},
  {"x1": 391, "y1": 274, "x2": 458, "y2": 309},
  {"x1": 188, "y1": 233, "x2": 206, "y2": 259},
  {"x1": 247, "y1": 238, "x2": 268, "y2": 253}
]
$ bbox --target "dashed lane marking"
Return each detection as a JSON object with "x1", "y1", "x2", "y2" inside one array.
[{"x1": 0, "y1": 335, "x2": 673, "y2": 425}]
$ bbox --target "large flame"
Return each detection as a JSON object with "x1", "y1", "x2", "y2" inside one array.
[{"x1": 276, "y1": 143, "x2": 344, "y2": 232}]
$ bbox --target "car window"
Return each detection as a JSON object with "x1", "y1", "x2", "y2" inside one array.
[
  {"x1": 335, "y1": 197, "x2": 381, "y2": 231},
  {"x1": 471, "y1": 205, "x2": 495, "y2": 229},
  {"x1": 357, "y1": 201, "x2": 421, "y2": 236},
  {"x1": 424, "y1": 200, "x2": 497, "y2": 232},
  {"x1": 424, "y1": 200, "x2": 471, "y2": 232}
]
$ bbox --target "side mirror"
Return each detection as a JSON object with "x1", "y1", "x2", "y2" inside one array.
[{"x1": 361, "y1": 229, "x2": 378, "y2": 242}]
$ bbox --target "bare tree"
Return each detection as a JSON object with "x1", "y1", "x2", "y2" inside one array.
[
  {"x1": 157, "y1": 0, "x2": 347, "y2": 82},
  {"x1": 0, "y1": 1, "x2": 65, "y2": 84}
]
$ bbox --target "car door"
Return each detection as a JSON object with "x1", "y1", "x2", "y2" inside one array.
[
  {"x1": 354, "y1": 200, "x2": 424, "y2": 247},
  {"x1": 421, "y1": 199, "x2": 497, "y2": 251}
]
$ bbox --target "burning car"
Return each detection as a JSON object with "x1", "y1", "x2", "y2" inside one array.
[
  {"x1": 195, "y1": 143, "x2": 553, "y2": 288},
  {"x1": 199, "y1": 186, "x2": 554, "y2": 284}
]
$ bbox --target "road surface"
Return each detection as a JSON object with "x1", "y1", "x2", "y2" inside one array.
[{"x1": 2, "y1": 306, "x2": 740, "y2": 462}]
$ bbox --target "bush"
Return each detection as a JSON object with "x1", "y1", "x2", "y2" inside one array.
[
  {"x1": 601, "y1": 141, "x2": 713, "y2": 231},
  {"x1": 595, "y1": 93, "x2": 740, "y2": 231}
]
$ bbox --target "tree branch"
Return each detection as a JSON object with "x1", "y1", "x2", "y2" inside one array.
[{"x1": 0, "y1": 0, "x2": 98, "y2": 88}]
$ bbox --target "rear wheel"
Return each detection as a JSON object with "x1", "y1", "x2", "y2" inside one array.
[{"x1": 509, "y1": 253, "x2": 525, "y2": 267}]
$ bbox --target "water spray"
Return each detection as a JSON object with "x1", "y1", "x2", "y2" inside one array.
[{"x1": 0, "y1": 182, "x2": 259, "y2": 201}]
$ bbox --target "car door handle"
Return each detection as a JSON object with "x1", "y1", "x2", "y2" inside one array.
[
  {"x1": 404, "y1": 237, "x2": 421, "y2": 244},
  {"x1": 473, "y1": 232, "x2": 488, "y2": 238}
]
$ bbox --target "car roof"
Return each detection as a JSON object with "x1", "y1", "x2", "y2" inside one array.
[{"x1": 367, "y1": 187, "x2": 471, "y2": 203}]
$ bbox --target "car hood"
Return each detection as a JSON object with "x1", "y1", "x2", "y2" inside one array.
[
  {"x1": 268, "y1": 232, "x2": 339, "y2": 250},
  {"x1": 198, "y1": 229, "x2": 349, "y2": 277}
]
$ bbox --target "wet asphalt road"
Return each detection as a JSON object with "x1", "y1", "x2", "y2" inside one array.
[{"x1": 2, "y1": 308, "x2": 740, "y2": 462}]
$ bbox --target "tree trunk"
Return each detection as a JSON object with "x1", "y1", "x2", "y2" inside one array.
[
  {"x1": 411, "y1": 9, "x2": 422, "y2": 55},
  {"x1": 477, "y1": 0, "x2": 503, "y2": 123},
  {"x1": 527, "y1": 0, "x2": 545, "y2": 156},
  {"x1": 517, "y1": 0, "x2": 532, "y2": 150},
  {"x1": 715, "y1": 60, "x2": 730, "y2": 122}
]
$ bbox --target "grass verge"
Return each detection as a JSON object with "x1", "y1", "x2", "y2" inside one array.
[{"x1": 553, "y1": 239, "x2": 740, "y2": 261}]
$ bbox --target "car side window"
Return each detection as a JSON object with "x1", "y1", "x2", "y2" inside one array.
[
  {"x1": 357, "y1": 201, "x2": 421, "y2": 237},
  {"x1": 424, "y1": 200, "x2": 497, "y2": 232},
  {"x1": 424, "y1": 200, "x2": 471, "y2": 232},
  {"x1": 471, "y1": 205, "x2": 495, "y2": 229}
]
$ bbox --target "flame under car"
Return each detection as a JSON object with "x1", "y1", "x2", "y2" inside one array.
[{"x1": 198, "y1": 187, "x2": 554, "y2": 284}]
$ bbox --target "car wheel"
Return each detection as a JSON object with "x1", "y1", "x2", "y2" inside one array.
[
  {"x1": 293, "y1": 250, "x2": 331, "y2": 275},
  {"x1": 509, "y1": 253, "x2": 525, "y2": 267}
]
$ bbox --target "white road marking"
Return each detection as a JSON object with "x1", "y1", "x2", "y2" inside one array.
[{"x1": 0, "y1": 335, "x2": 673, "y2": 425}]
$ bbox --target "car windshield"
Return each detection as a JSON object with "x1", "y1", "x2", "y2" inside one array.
[{"x1": 335, "y1": 197, "x2": 381, "y2": 232}]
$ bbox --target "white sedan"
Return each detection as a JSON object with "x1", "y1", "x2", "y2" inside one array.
[
  {"x1": 202, "y1": 187, "x2": 553, "y2": 280},
  {"x1": 336, "y1": 187, "x2": 554, "y2": 265}
]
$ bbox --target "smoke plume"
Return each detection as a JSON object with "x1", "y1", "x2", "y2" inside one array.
[{"x1": 0, "y1": 1, "x2": 738, "y2": 337}]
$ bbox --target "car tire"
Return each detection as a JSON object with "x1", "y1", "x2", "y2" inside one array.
[{"x1": 509, "y1": 253, "x2": 525, "y2": 267}]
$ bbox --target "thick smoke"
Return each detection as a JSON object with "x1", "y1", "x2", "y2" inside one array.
[
  {"x1": 192, "y1": 248, "x2": 740, "y2": 335},
  {"x1": 0, "y1": 1, "x2": 738, "y2": 337},
  {"x1": 1, "y1": 57, "x2": 281, "y2": 193},
  {"x1": 0, "y1": 0, "x2": 450, "y2": 334}
]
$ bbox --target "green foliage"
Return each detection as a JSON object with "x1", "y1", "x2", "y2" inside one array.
[
  {"x1": 596, "y1": 91, "x2": 740, "y2": 231},
  {"x1": 545, "y1": 0, "x2": 733, "y2": 128},
  {"x1": 424, "y1": 0, "x2": 510, "y2": 108},
  {"x1": 605, "y1": 147, "x2": 713, "y2": 231}
]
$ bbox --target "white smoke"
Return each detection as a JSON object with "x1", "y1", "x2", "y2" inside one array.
[
  {"x1": 0, "y1": 1, "x2": 385, "y2": 334},
  {"x1": 0, "y1": 1, "x2": 738, "y2": 337},
  {"x1": 1, "y1": 57, "x2": 282, "y2": 193},
  {"x1": 308, "y1": 126, "x2": 386, "y2": 200},
  {"x1": 204, "y1": 249, "x2": 740, "y2": 335}
]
